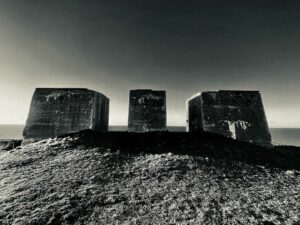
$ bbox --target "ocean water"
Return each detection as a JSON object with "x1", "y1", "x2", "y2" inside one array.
[{"x1": 0, "y1": 125, "x2": 299, "y2": 146}]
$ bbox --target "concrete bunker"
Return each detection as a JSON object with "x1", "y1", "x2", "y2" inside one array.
[
  {"x1": 187, "y1": 90, "x2": 272, "y2": 146},
  {"x1": 23, "y1": 88, "x2": 109, "y2": 141},
  {"x1": 128, "y1": 89, "x2": 166, "y2": 132}
]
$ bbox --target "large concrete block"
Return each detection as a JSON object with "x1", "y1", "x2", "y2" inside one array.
[
  {"x1": 128, "y1": 89, "x2": 166, "y2": 132},
  {"x1": 23, "y1": 88, "x2": 109, "y2": 140},
  {"x1": 187, "y1": 90, "x2": 272, "y2": 146}
]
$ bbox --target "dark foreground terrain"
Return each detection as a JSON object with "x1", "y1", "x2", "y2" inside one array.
[{"x1": 0, "y1": 131, "x2": 300, "y2": 224}]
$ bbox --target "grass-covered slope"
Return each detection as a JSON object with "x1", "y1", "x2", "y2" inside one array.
[{"x1": 0, "y1": 135, "x2": 300, "y2": 225}]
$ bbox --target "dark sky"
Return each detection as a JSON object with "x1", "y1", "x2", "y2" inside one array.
[{"x1": 0, "y1": 0, "x2": 300, "y2": 126}]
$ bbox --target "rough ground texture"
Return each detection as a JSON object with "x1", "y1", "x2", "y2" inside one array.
[{"x1": 0, "y1": 134, "x2": 299, "y2": 225}]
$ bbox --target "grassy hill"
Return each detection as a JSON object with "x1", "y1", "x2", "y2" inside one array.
[{"x1": 0, "y1": 132, "x2": 300, "y2": 224}]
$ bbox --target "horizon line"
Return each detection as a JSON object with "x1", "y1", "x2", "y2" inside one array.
[{"x1": 0, "y1": 124, "x2": 299, "y2": 129}]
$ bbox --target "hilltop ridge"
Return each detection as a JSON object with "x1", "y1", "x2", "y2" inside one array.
[{"x1": 0, "y1": 131, "x2": 300, "y2": 224}]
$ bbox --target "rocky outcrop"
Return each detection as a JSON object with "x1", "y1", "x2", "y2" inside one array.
[
  {"x1": 128, "y1": 89, "x2": 166, "y2": 132},
  {"x1": 187, "y1": 90, "x2": 272, "y2": 147},
  {"x1": 0, "y1": 139, "x2": 22, "y2": 150},
  {"x1": 23, "y1": 88, "x2": 109, "y2": 141}
]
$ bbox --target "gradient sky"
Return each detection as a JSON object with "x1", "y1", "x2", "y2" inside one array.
[{"x1": 0, "y1": 0, "x2": 299, "y2": 127}]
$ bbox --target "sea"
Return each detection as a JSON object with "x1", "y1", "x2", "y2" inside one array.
[{"x1": 0, "y1": 125, "x2": 299, "y2": 147}]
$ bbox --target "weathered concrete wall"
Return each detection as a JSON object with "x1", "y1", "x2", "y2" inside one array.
[
  {"x1": 128, "y1": 89, "x2": 166, "y2": 132},
  {"x1": 23, "y1": 88, "x2": 109, "y2": 140},
  {"x1": 187, "y1": 90, "x2": 272, "y2": 146}
]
